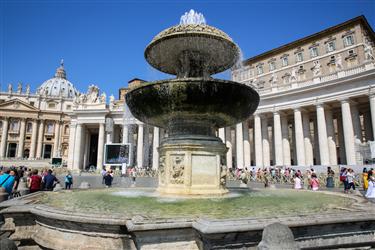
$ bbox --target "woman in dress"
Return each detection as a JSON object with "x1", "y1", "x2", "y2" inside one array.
[
  {"x1": 310, "y1": 173, "x2": 320, "y2": 191},
  {"x1": 365, "y1": 176, "x2": 375, "y2": 198},
  {"x1": 362, "y1": 168, "x2": 369, "y2": 191},
  {"x1": 293, "y1": 173, "x2": 302, "y2": 190}
]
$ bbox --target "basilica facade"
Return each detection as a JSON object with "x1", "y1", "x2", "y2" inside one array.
[{"x1": 1, "y1": 16, "x2": 375, "y2": 171}]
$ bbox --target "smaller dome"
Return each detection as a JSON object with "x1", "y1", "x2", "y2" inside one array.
[{"x1": 37, "y1": 60, "x2": 79, "y2": 99}]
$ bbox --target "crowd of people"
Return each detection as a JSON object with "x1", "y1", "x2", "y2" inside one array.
[
  {"x1": 1, "y1": 164, "x2": 374, "y2": 201},
  {"x1": 0, "y1": 166, "x2": 73, "y2": 200},
  {"x1": 234, "y1": 165, "x2": 375, "y2": 197}
]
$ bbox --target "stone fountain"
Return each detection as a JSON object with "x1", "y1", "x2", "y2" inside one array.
[{"x1": 126, "y1": 10, "x2": 259, "y2": 195}]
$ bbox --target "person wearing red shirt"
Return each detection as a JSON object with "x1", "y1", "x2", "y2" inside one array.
[{"x1": 28, "y1": 169, "x2": 42, "y2": 193}]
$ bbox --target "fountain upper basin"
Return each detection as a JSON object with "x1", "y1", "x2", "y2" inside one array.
[
  {"x1": 125, "y1": 78, "x2": 259, "y2": 135},
  {"x1": 145, "y1": 24, "x2": 239, "y2": 76}
]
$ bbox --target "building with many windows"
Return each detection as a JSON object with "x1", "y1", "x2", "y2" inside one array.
[{"x1": 230, "y1": 15, "x2": 375, "y2": 168}]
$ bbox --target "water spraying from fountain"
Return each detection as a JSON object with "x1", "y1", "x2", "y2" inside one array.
[{"x1": 180, "y1": 9, "x2": 206, "y2": 25}]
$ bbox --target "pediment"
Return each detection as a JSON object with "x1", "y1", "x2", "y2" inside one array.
[{"x1": 0, "y1": 99, "x2": 39, "y2": 112}]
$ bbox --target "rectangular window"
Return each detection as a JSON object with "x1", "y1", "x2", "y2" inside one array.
[
  {"x1": 327, "y1": 41, "x2": 335, "y2": 52},
  {"x1": 296, "y1": 52, "x2": 303, "y2": 62},
  {"x1": 281, "y1": 57, "x2": 288, "y2": 67},
  {"x1": 343, "y1": 35, "x2": 354, "y2": 47},
  {"x1": 269, "y1": 62, "x2": 276, "y2": 71},
  {"x1": 66, "y1": 105, "x2": 71, "y2": 110},
  {"x1": 257, "y1": 65, "x2": 263, "y2": 75},
  {"x1": 310, "y1": 47, "x2": 319, "y2": 58}
]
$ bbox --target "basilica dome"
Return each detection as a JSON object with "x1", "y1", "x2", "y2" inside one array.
[{"x1": 37, "y1": 60, "x2": 79, "y2": 99}]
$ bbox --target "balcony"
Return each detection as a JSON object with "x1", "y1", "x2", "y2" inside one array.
[{"x1": 247, "y1": 62, "x2": 375, "y2": 95}]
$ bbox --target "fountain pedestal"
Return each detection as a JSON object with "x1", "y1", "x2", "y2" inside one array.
[{"x1": 157, "y1": 136, "x2": 228, "y2": 195}]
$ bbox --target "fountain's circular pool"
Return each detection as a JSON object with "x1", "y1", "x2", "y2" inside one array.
[{"x1": 38, "y1": 188, "x2": 354, "y2": 219}]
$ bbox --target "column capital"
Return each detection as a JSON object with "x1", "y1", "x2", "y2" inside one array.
[
  {"x1": 339, "y1": 98, "x2": 352, "y2": 105},
  {"x1": 293, "y1": 106, "x2": 302, "y2": 112},
  {"x1": 315, "y1": 102, "x2": 327, "y2": 109}
]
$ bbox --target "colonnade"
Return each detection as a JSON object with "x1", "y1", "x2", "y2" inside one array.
[
  {"x1": 0, "y1": 117, "x2": 65, "y2": 159},
  {"x1": 228, "y1": 96, "x2": 375, "y2": 169}
]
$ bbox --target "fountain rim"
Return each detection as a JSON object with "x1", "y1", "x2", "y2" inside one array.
[
  {"x1": 125, "y1": 77, "x2": 260, "y2": 129},
  {"x1": 125, "y1": 77, "x2": 258, "y2": 93},
  {"x1": 144, "y1": 31, "x2": 240, "y2": 76}
]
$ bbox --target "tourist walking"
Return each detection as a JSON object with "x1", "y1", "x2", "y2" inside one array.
[
  {"x1": 0, "y1": 168, "x2": 16, "y2": 200},
  {"x1": 28, "y1": 169, "x2": 42, "y2": 193},
  {"x1": 101, "y1": 168, "x2": 107, "y2": 184},
  {"x1": 340, "y1": 168, "x2": 348, "y2": 192},
  {"x1": 131, "y1": 168, "x2": 137, "y2": 187},
  {"x1": 293, "y1": 173, "x2": 302, "y2": 190},
  {"x1": 345, "y1": 168, "x2": 356, "y2": 193},
  {"x1": 64, "y1": 171, "x2": 73, "y2": 190},
  {"x1": 42, "y1": 169, "x2": 60, "y2": 191},
  {"x1": 326, "y1": 167, "x2": 335, "y2": 188},
  {"x1": 103, "y1": 171, "x2": 113, "y2": 188},
  {"x1": 362, "y1": 168, "x2": 369, "y2": 191},
  {"x1": 365, "y1": 176, "x2": 375, "y2": 198},
  {"x1": 310, "y1": 173, "x2": 319, "y2": 191}
]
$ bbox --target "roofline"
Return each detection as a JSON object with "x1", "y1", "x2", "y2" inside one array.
[
  {"x1": 243, "y1": 15, "x2": 375, "y2": 66},
  {"x1": 128, "y1": 78, "x2": 147, "y2": 83}
]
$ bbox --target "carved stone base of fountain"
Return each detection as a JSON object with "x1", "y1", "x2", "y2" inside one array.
[{"x1": 157, "y1": 136, "x2": 228, "y2": 196}]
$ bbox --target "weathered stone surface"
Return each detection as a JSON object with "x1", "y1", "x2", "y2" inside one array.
[
  {"x1": 0, "y1": 238, "x2": 17, "y2": 250},
  {"x1": 257, "y1": 223, "x2": 299, "y2": 250}
]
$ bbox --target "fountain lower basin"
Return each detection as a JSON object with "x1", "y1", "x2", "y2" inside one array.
[{"x1": 1, "y1": 188, "x2": 374, "y2": 250}]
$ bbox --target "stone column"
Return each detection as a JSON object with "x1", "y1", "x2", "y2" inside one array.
[
  {"x1": 67, "y1": 124, "x2": 76, "y2": 169},
  {"x1": 73, "y1": 124, "x2": 83, "y2": 170},
  {"x1": 152, "y1": 127, "x2": 159, "y2": 170},
  {"x1": 261, "y1": 117, "x2": 270, "y2": 167},
  {"x1": 17, "y1": 119, "x2": 26, "y2": 158},
  {"x1": 143, "y1": 125, "x2": 150, "y2": 168},
  {"x1": 36, "y1": 120, "x2": 45, "y2": 159},
  {"x1": 235, "y1": 122, "x2": 244, "y2": 169},
  {"x1": 341, "y1": 100, "x2": 356, "y2": 165},
  {"x1": 294, "y1": 108, "x2": 305, "y2": 166},
  {"x1": 0, "y1": 117, "x2": 9, "y2": 158},
  {"x1": 316, "y1": 104, "x2": 330, "y2": 166},
  {"x1": 302, "y1": 112, "x2": 314, "y2": 166},
  {"x1": 254, "y1": 114, "x2": 263, "y2": 167},
  {"x1": 225, "y1": 127, "x2": 233, "y2": 169},
  {"x1": 83, "y1": 129, "x2": 89, "y2": 169},
  {"x1": 273, "y1": 111, "x2": 283, "y2": 166},
  {"x1": 281, "y1": 115, "x2": 291, "y2": 166},
  {"x1": 364, "y1": 111, "x2": 373, "y2": 141},
  {"x1": 313, "y1": 118, "x2": 320, "y2": 164},
  {"x1": 29, "y1": 119, "x2": 38, "y2": 159},
  {"x1": 97, "y1": 123, "x2": 105, "y2": 169},
  {"x1": 243, "y1": 122, "x2": 251, "y2": 168},
  {"x1": 325, "y1": 108, "x2": 338, "y2": 165},
  {"x1": 122, "y1": 125, "x2": 129, "y2": 143},
  {"x1": 370, "y1": 94, "x2": 375, "y2": 140},
  {"x1": 351, "y1": 104, "x2": 362, "y2": 143},
  {"x1": 337, "y1": 115, "x2": 346, "y2": 164},
  {"x1": 218, "y1": 128, "x2": 225, "y2": 142},
  {"x1": 137, "y1": 124, "x2": 144, "y2": 168},
  {"x1": 53, "y1": 121, "x2": 61, "y2": 157}
]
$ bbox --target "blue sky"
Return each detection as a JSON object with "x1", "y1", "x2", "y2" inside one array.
[{"x1": 1, "y1": 0, "x2": 374, "y2": 97}]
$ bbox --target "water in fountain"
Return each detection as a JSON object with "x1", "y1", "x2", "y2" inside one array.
[{"x1": 180, "y1": 9, "x2": 206, "y2": 25}]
